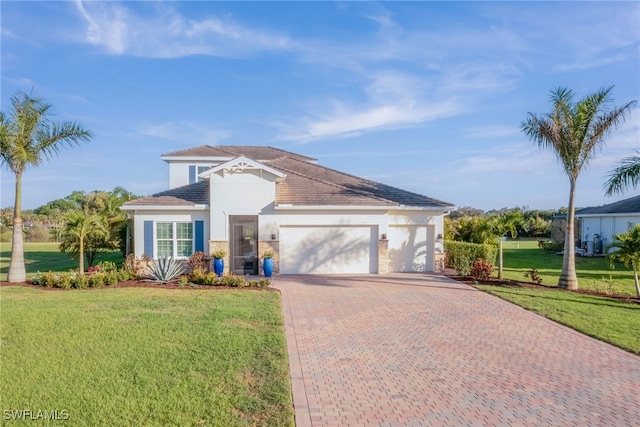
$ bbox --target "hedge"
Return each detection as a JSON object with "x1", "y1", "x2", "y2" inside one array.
[{"x1": 444, "y1": 240, "x2": 498, "y2": 276}]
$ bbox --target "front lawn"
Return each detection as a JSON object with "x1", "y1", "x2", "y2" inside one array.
[
  {"x1": 0, "y1": 242, "x2": 125, "y2": 281},
  {"x1": 501, "y1": 240, "x2": 637, "y2": 297},
  {"x1": 0, "y1": 286, "x2": 293, "y2": 426},
  {"x1": 476, "y1": 284, "x2": 640, "y2": 355}
]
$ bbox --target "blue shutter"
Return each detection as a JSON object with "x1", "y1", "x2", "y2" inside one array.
[
  {"x1": 195, "y1": 221, "x2": 204, "y2": 252},
  {"x1": 189, "y1": 165, "x2": 196, "y2": 184},
  {"x1": 144, "y1": 221, "x2": 154, "y2": 258}
]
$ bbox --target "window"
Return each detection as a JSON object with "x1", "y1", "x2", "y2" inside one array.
[
  {"x1": 156, "y1": 222, "x2": 193, "y2": 258},
  {"x1": 197, "y1": 165, "x2": 212, "y2": 182}
]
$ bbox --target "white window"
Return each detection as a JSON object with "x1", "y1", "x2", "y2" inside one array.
[
  {"x1": 197, "y1": 165, "x2": 212, "y2": 182},
  {"x1": 156, "y1": 222, "x2": 193, "y2": 258}
]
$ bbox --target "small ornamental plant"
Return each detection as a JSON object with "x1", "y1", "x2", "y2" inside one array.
[
  {"x1": 471, "y1": 259, "x2": 494, "y2": 281},
  {"x1": 211, "y1": 249, "x2": 226, "y2": 259},
  {"x1": 263, "y1": 250, "x2": 275, "y2": 259}
]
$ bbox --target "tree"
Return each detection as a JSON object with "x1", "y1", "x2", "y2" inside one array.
[
  {"x1": 0, "y1": 91, "x2": 92, "y2": 282},
  {"x1": 59, "y1": 210, "x2": 107, "y2": 274},
  {"x1": 608, "y1": 225, "x2": 640, "y2": 298},
  {"x1": 604, "y1": 151, "x2": 640, "y2": 196},
  {"x1": 487, "y1": 211, "x2": 523, "y2": 279},
  {"x1": 522, "y1": 86, "x2": 635, "y2": 290}
]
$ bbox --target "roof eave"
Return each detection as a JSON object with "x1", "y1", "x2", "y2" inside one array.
[
  {"x1": 274, "y1": 204, "x2": 450, "y2": 211},
  {"x1": 120, "y1": 204, "x2": 209, "y2": 211}
]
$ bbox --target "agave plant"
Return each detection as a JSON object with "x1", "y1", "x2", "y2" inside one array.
[{"x1": 147, "y1": 256, "x2": 186, "y2": 283}]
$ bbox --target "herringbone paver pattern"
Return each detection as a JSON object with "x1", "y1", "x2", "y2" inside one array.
[{"x1": 274, "y1": 274, "x2": 640, "y2": 427}]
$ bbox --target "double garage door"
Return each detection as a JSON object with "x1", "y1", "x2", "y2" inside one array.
[{"x1": 279, "y1": 224, "x2": 434, "y2": 274}]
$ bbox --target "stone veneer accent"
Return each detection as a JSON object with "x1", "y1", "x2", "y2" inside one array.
[
  {"x1": 258, "y1": 240, "x2": 280, "y2": 274},
  {"x1": 434, "y1": 252, "x2": 446, "y2": 272},
  {"x1": 378, "y1": 239, "x2": 389, "y2": 274}
]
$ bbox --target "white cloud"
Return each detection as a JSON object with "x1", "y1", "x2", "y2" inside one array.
[
  {"x1": 464, "y1": 126, "x2": 521, "y2": 139},
  {"x1": 73, "y1": 1, "x2": 293, "y2": 58},
  {"x1": 139, "y1": 121, "x2": 230, "y2": 145}
]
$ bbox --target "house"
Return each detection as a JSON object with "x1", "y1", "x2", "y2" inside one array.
[
  {"x1": 121, "y1": 145, "x2": 454, "y2": 275},
  {"x1": 575, "y1": 194, "x2": 640, "y2": 254}
]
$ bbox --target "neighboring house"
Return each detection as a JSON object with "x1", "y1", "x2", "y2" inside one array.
[
  {"x1": 121, "y1": 145, "x2": 454, "y2": 275},
  {"x1": 575, "y1": 195, "x2": 640, "y2": 255}
]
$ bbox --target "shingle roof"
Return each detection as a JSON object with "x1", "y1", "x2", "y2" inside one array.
[
  {"x1": 162, "y1": 145, "x2": 316, "y2": 162},
  {"x1": 266, "y1": 157, "x2": 452, "y2": 207},
  {"x1": 576, "y1": 195, "x2": 640, "y2": 215},
  {"x1": 123, "y1": 181, "x2": 209, "y2": 207},
  {"x1": 126, "y1": 146, "x2": 453, "y2": 209}
]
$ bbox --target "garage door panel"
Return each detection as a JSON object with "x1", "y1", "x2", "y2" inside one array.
[
  {"x1": 280, "y1": 226, "x2": 376, "y2": 274},
  {"x1": 388, "y1": 225, "x2": 434, "y2": 272}
]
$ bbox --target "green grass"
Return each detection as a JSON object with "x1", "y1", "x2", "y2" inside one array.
[
  {"x1": 0, "y1": 286, "x2": 293, "y2": 426},
  {"x1": 0, "y1": 242, "x2": 125, "y2": 281},
  {"x1": 501, "y1": 239, "x2": 637, "y2": 296},
  {"x1": 476, "y1": 284, "x2": 640, "y2": 355}
]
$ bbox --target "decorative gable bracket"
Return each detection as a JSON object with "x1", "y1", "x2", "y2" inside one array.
[{"x1": 199, "y1": 156, "x2": 286, "y2": 182}]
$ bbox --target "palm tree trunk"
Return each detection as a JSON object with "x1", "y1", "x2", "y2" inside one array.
[
  {"x1": 558, "y1": 179, "x2": 579, "y2": 289},
  {"x1": 7, "y1": 170, "x2": 26, "y2": 282},
  {"x1": 79, "y1": 235, "x2": 85, "y2": 275},
  {"x1": 633, "y1": 266, "x2": 640, "y2": 298},
  {"x1": 498, "y1": 238, "x2": 503, "y2": 279}
]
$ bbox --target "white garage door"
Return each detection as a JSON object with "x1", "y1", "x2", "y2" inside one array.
[
  {"x1": 388, "y1": 225, "x2": 434, "y2": 272},
  {"x1": 280, "y1": 226, "x2": 377, "y2": 274}
]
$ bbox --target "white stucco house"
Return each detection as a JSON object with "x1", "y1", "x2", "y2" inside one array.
[
  {"x1": 121, "y1": 145, "x2": 454, "y2": 275},
  {"x1": 575, "y1": 195, "x2": 640, "y2": 255}
]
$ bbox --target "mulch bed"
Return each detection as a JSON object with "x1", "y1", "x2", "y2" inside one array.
[
  {"x1": 445, "y1": 273, "x2": 640, "y2": 304},
  {"x1": 0, "y1": 279, "x2": 278, "y2": 292}
]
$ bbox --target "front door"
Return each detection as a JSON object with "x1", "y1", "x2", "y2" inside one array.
[{"x1": 230, "y1": 216, "x2": 258, "y2": 275}]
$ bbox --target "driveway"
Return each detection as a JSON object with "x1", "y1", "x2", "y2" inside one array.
[{"x1": 273, "y1": 274, "x2": 640, "y2": 427}]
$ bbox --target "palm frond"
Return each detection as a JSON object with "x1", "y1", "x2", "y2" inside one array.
[{"x1": 604, "y1": 152, "x2": 640, "y2": 196}]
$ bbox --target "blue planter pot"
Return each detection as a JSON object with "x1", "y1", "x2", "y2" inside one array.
[
  {"x1": 213, "y1": 258, "x2": 224, "y2": 277},
  {"x1": 263, "y1": 258, "x2": 273, "y2": 278}
]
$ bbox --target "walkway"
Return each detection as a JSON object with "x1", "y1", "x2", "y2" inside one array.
[{"x1": 273, "y1": 274, "x2": 640, "y2": 427}]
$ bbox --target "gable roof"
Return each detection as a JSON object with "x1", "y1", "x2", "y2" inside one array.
[
  {"x1": 161, "y1": 145, "x2": 316, "y2": 162},
  {"x1": 576, "y1": 195, "x2": 640, "y2": 216},
  {"x1": 125, "y1": 146, "x2": 453, "y2": 210},
  {"x1": 201, "y1": 156, "x2": 286, "y2": 180}
]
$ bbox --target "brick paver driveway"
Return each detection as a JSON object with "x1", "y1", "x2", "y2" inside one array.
[{"x1": 273, "y1": 274, "x2": 640, "y2": 427}]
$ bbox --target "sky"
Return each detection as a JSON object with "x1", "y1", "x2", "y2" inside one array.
[{"x1": 1, "y1": 1, "x2": 639, "y2": 212}]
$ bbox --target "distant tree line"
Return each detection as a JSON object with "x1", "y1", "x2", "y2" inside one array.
[{"x1": 0, "y1": 186, "x2": 138, "y2": 269}]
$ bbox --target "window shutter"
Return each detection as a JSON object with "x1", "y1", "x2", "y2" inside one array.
[
  {"x1": 144, "y1": 221, "x2": 154, "y2": 258},
  {"x1": 195, "y1": 221, "x2": 204, "y2": 252},
  {"x1": 189, "y1": 165, "x2": 196, "y2": 184}
]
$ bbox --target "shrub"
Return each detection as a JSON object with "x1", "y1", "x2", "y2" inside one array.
[
  {"x1": 189, "y1": 267, "x2": 206, "y2": 284},
  {"x1": 444, "y1": 241, "x2": 497, "y2": 276},
  {"x1": 105, "y1": 271, "x2": 119, "y2": 286},
  {"x1": 148, "y1": 257, "x2": 186, "y2": 283},
  {"x1": 88, "y1": 272, "x2": 105, "y2": 288},
  {"x1": 538, "y1": 240, "x2": 563, "y2": 251},
  {"x1": 188, "y1": 251, "x2": 210, "y2": 271},
  {"x1": 124, "y1": 253, "x2": 152, "y2": 279},
  {"x1": 471, "y1": 259, "x2": 494, "y2": 281},
  {"x1": 73, "y1": 273, "x2": 88, "y2": 289},
  {"x1": 58, "y1": 273, "x2": 73, "y2": 289},
  {"x1": 221, "y1": 273, "x2": 245, "y2": 287},
  {"x1": 523, "y1": 268, "x2": 543, "y2": 284}
]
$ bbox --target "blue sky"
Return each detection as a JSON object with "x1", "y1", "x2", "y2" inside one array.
[{"x1": 1, "y1": 1, "x2": 639, "y2": 212}]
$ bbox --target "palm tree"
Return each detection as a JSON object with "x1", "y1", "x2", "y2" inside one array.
[
  {"x1": 487, "y1": 211, "x2": 523, "y2": 279},
  {"x1": 608, "y1": 225, "x2": 640, "y2": 298},
  {"x1": 522, "y1": 86, "x2": 635, "y2": 290},
  {"x1": 604, "y1": 151, "x2": 640, "y2": 196},
  {"x1": 0, "y1": 91, "x2": 92, "y2": 282},
  {"x1": 59, "y1": 210, "x2": 107, "y2": 274}
]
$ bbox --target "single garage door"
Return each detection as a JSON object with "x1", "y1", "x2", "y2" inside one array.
[
  {"x1": 388, "y1": 225, "x2": 434, "y2": 272},
  {"x1": 280, "y1": 225, "x2": 377, "y2": 274}
]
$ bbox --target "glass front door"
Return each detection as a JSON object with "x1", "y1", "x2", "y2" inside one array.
[{"x1": 230, "y1": 216, "x2": 258, "y2": 275}]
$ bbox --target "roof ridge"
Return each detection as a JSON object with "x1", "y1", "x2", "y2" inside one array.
[{"x1": 216, "y1": 145, "x2": 317, "y2": 162}]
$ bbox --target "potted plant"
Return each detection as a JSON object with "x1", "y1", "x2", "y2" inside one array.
[
  {"x1": 262, "y1": 250, "x2": 275, "y2": 278},
  {"x1": 211, "y1": 249, "x2": 226, "y2": 277}
]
